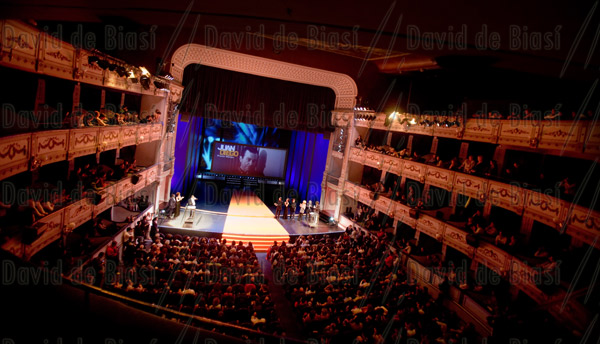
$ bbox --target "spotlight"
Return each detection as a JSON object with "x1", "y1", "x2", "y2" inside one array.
[
  {"x1": 409, "y1": 117, "x2": 416, "y2": 125},
  {"x1": 140, "y1": 75, "x2": 151, "y2": 90},
  {"x1": 153, "y1": 80, "x2": 167, "y2": 89},
  {"x1": 139, "y1": 66, "x2": 150, "y2": 76}
]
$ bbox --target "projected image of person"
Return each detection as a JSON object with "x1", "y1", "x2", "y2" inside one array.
[{"x1": 237, "y1": 146, "x2": 264, "y2": 176}]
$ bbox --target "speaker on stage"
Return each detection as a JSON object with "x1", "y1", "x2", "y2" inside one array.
[{"x1": 131, "y1": 174, "x2": 140, "y2": 184}]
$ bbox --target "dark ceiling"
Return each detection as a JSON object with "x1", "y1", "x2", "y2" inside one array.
[{"x1": 1, "y1": 1, "x2": 598, "y2": 111}]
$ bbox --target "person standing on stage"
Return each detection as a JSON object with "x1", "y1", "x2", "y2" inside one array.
[
  {"x1": 167, "y1": 194, "x2": 176, "y2": 218},
  {"x1": 283, "y1": 198, "x2": 289, "y2": 219},
  {"x1": 274, "y1": 197, "x2": 283, "y2": 219},
  {"x1": 299, "y1": 200, "x2": 307, "y2": 221},
  {"x1": 289, "y1": 198, "x2": 297, "y2": 220},
  {"x1": 174, "y1": 192, "x2": 184, "y2": 218},
  {"x1": 187, "y1": 195, "x2": 197, "y2": 219}
]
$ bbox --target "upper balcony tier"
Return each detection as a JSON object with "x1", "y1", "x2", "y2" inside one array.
[
  {"x1": 343, "y1": 146, "x2": 600, "y2": 249},
  {"x1": 0, "y1": 20, "x2": 182, "y2": 96},
  {"x1": 346, "y1": 112, "x2": 599, "y2": 158},
  {"x1": 0, "y1": 122, "x2": 163, "y2": 181}
]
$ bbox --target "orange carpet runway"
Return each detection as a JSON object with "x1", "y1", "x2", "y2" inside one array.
[{"x1": 221, "y1": 190, "x2": 290, "y2": 252}]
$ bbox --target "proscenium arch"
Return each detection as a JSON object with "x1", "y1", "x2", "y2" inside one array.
[{"x1": 170, "y1": 44, "x2": 358, "y2": 110}]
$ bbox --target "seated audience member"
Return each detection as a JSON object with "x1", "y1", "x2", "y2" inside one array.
[
  {"x1": 484, "y1": 222, "x2": 498, "y2": 236},
  {"x1": 471, "y1": 155, "x2": 486, "y2": 175},
  {"x1": 495, "y1": 231, "x2": 508, "y2": 247},
  {"x1": 459, "y1": 155, "x2": 476, "y2": 173},
  {"x1": 485, "y1": 160, "x2": 498, "y2": 177}
]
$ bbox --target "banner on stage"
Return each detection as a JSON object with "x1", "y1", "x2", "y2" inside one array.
[{"x1": 211, "y1": 143, "x2": 287, "y2": 179}]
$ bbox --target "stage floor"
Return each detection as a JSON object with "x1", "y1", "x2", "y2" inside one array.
[{"x1": 158, "y1": 190, "x2": 343, "y2": 251}]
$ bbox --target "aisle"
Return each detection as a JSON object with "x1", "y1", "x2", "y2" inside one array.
[
  {"x1": 256, "y1": 253, "x2": 305, "y2": 340},
  {"x1": 222, "y1": 190, "x2": 290, "y2": 251}
]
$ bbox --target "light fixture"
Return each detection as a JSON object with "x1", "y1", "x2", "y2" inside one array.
[
  {"x1": 87, "y1": 56, "x2": 99, "y2": 64},
  {"x1": 139, "y1": 67, "x2": 150, "y2": 76}
]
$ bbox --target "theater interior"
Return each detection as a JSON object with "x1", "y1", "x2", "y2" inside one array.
[{"x1": 0, "y1": 1, "x2": 599, "y2": 343}]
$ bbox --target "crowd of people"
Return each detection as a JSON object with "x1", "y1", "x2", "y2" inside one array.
[
  {"x1": 267, "y1": 227, "x2": 479, "y2": 343},
  {"x1": 63, "y1": 107, "x2": 161, "y2": 128},
  {"x1": 98, "y1": 234, "x2": 282, "y2": 334}
]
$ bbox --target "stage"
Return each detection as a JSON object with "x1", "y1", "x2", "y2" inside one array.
[{"x1": 158, "y1": 190, "x2": 343, "y2": 251}]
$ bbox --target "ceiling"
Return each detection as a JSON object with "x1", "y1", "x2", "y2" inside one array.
[{"x1": 1, "y1": 1, "x2": 598, "y2": 87}]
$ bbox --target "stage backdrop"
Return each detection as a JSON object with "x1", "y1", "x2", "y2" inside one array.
[
  {"x1": 172, "y1": 118, "x2": 329, "y2": 203},
  {"x1": 172, "y1": 64, "x2": 335, "y2": 204}
]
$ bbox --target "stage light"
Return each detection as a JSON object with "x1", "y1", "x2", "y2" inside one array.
[
  {"x1": 87, "y1": 56, "x2": 99, "y2": 64},
  {"x1": 409, "y1": 117, "x2": 416, "y2": 125},
  {"x1": 154, "y1": 80, "x2": 167, "y2": 89},
  {"x1": 140, "y1": 75, "x2": 151, "y2": 90},
  {"x1": 139, "y1": 66, "x2": 150, "y2": 76}
]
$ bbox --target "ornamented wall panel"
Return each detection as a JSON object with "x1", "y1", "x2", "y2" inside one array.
[
  {"x1": 538, "y1": 121, "x2": 585, "y2": 152},
  {"x1": 584, "y1": 123, "x2": 600, "y2": 155},
  {"x1": 416, "y1": 215, "x2": 445, "y2": 241},
  {"x1": 475, "y1": 242, "x2": 510, "y2": 273},
  {"x1": 463, "y1": 119, "x2": 499, "y2": 143},
  {"x1": 381, "y1": 155, "x2": 403, "y2": 175},
  {"x1": 0, "y1": 20, "x2": 39, "y2": 72},
  {"x1": 487, "y1": 181, "x2": 524, "y2": 214},
  {"x1": 425, "y1": 166, "x2": 454, "y2": 191},
  {"x1": 26, "y1": 209, "x2": 65, "y2": 260},
  {"x1": 497, "y1": 121, "x2": 539, "y2": 148},
  {"x1": 98, "y1": 127, "x2": 121, "y2": 152},
  {"x1": 65, "y1": 199, "x2": 94, "y2": 229},
  {"x1": 0, "y1": 133, "x2": 31, "y2": 180},
  {"x1": 524, "y1": 191, "x2": 565, "y2": 230},
  {"x1": 39, "y1": 33, "x2": 75, "y2": 79},
  {"x1": 120, "y1": 126, "x2": 138, "y2": 148},
  {"x1": 402, "y1": 161, "x2": 425, "y2": 182},
  {"x1": 444, "y1": 225, "x2": 475, "y2": 257},
  {"x1": 69, "y1": 128, "x2": 99, "y2": 159},
  {"x1": 453, "y1": 173, "x2": 488, "y2": 199},
  {"x1": 150, "y1": 123, "x2": 163, "y2": 141},
  {"x1": 32, "y1": 130, "x2": 69, "y2": 166},
  {"x1": 76, "y1": 49, "x2": 104, "y2": 86},
  {"x1": 432, "y1": 126, "x2": 460, "y2": 139},
  {"x1": 565, "y1": 205, "x2": 600, "y2": 248},
  {"x1": 509, "y1": 259, "x2": 546, "y2": 303},
  {"x1": 363, "y1": 151, "x2": 383, "y2": 169},
  {"x1": 137, "y1": 125, "x2": 151, "y2": 144}
]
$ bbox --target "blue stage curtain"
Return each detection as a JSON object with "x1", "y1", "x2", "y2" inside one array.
[
  {"x1": 171, "y1": 114, "x2": 204, "y2": 197},
  {"x1": 285, "y1": 131, "x2": 329, "y2": 203}
]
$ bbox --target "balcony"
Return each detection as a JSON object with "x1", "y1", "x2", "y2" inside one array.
[
  {"x1": 1, "y1": 163, "x2": 159, "y2": 260},
  {"x1": 346, "y1": 147, "x2": 600, "y2": 249},
  {"x1": 0, "y1": 123, "x2": 163, "y2": 181},
  {"x1": 352, "y1": 114, "x2": 598, "y2": 157}
]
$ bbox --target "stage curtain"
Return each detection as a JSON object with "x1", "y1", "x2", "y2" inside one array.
[
  {"x1": 180, "y1": 64, "x2": 336, "y2": 134},
  {"x1": 171, "y1": 113, "x2": 204, "y2": 197},
  {"x1": 285, "y1": 131, "x2": 329, "y2": 203}
]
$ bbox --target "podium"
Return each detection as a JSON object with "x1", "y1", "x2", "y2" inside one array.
[{"x1": 308, "y1": 212, "x2": 319, "y2": 228}]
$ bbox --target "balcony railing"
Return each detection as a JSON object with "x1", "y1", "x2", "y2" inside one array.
[
  {"x1": 352, "y1": 114, "x2": 599, "y2": 157},
  {"x1": 345, "y1": 147, "x2": 600, "y2": 249},
  {"x1": 1, "y1": 163, "x2": 160, "y2": 260},
  {"x1": 0, "y1": 123, "x2": 163, "y2": 182}
]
